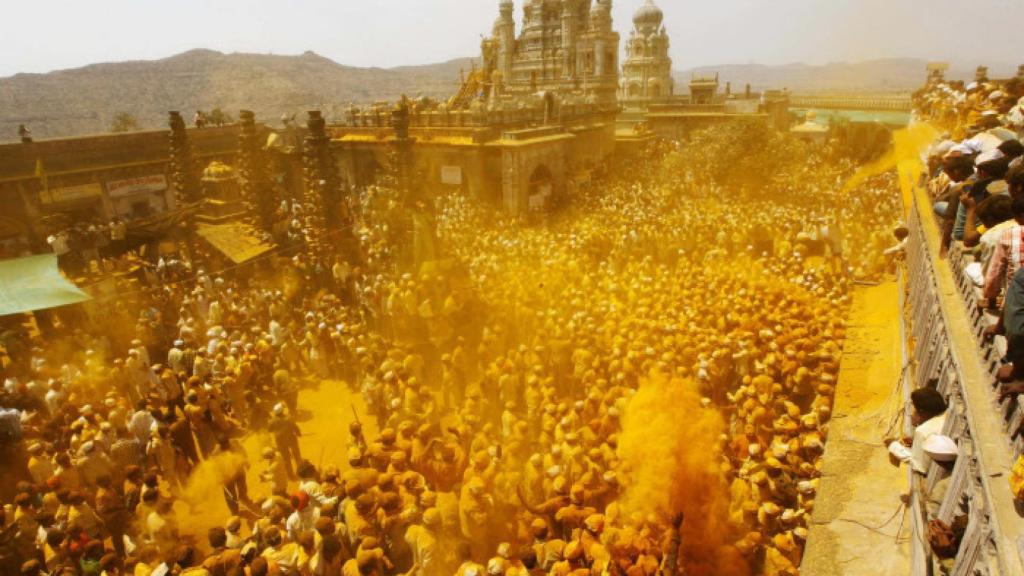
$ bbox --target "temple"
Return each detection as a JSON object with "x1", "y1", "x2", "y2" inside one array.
[
  {"x1": 473, "y1": 0, "x2": 621, "y2": 107},
  {"x1": 619, "y1": 0, "x2": 674, "y2": 106}
]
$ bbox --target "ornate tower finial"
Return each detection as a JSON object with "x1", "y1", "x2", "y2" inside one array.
[{"x1": 620, "y1": 0, "x2": 672, "y2": 105}]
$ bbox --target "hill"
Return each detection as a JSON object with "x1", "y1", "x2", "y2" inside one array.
[
  {"x1": 0, "y1": 49, "x2": 476, "y2": 141},
  {"x1": 4, "y1": 51, "x2": 1012, "y2": 142}
]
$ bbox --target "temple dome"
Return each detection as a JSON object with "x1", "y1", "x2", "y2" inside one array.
[{"x1": 633, "y1": 0, "x2": 663, "y2": 27}]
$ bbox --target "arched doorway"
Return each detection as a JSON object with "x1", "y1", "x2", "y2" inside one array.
[{"x1": 528, "y1": 164, "x2": 553, "y2": 211}]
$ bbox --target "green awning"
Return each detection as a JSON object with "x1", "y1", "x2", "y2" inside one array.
[{"x1": 0, "y1": 254, "x2": 91, "y2": 316}]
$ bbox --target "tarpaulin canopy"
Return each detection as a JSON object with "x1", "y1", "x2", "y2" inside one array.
[
  {"x1": 196, "y1": 222, "x2": 275, "y2": 264},
  {"x1": 0, "y1": 254, "x2": 91, "y2": 316}
]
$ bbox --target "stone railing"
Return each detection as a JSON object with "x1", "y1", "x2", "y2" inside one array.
[
  {"x1": 902, "y1": 181, "x2": 1024, "y2": 576},
  {"x1": 790, "y1": 94, "x2": 913, "y2": 112}
]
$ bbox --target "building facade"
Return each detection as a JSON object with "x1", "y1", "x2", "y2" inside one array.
[
  {"x1": 0, "y1": 126, "x2": 248, "y2": 253},
  {"x1": 487, "y1": 0, "x2": 621, "y2": 105},
  {"x1": 619, "y1": 0, "x2": 673, "y2": 106}
]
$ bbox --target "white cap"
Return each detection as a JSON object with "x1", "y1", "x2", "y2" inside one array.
[
  {"x1": 923, "y1": 434, "x2": 958, "y2": 462},
  {"x1": 976, "y1": 148, "x2": 1005, "y2": 165}
]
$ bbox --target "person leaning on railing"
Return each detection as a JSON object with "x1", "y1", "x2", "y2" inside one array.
[
  {"x1": 921, "y1": 435, "x2": 967, "y2": 565},
  {"x1": 974, "y1": 160, "x2": 1024, "y2": 308},
  {"x1": 885, "y1": 388, "x2": 949, "y2": 475},
  {"x1": 962, "y1": 194, "x2": 1013, "y2": 251},
  {"x1": 996, "y1": 266, "x2": 1024, "y2": 399},
  {"x1": 961, "y1": 147, "x2": 1023, "y2": 251},
  {"x1": 937, "y1": 154, "x2": 981, "y2": 258},
  {"x1": 982, "y1": 195, "x2": 1024, "y2": 307},
  {"x1": 951, "y1": 150, "x2": 1011, "y2": 243}
]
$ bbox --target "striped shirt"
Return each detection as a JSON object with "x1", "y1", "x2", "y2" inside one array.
[{"x1": 984, "y1": 224, "x2": 1024, "y2": 299}]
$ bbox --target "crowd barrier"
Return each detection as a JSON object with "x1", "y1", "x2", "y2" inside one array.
[{"x1": 902, "y1": 182, "x2": 1024, "y2": 575}]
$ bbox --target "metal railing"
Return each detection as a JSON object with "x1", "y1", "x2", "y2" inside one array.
[{"x1": 903, "y1": 188, "x2": 1023, "y2": 575}]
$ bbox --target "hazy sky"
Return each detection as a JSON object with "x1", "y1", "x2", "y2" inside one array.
[{"x1": 1, "y1": 0, "x2": 1022, "y2": 78}]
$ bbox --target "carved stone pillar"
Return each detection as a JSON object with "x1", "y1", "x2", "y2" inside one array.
[
  {"x1": 237, "y1": 110, "x2": 276, "y2": 232},
  {"x1": 301, "y1": 110, "x2": 341, "y2": 259},
  {"x1": 168, "y1": 111, "x2": 200, "y2": 207}
]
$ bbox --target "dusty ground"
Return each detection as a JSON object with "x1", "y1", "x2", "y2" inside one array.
[
  {"x1": 170, "y1": 378, "x2": 374, "y2": 546},
  {"x1": 801, "y1": 281, "x2": 911, "y2": 574}
]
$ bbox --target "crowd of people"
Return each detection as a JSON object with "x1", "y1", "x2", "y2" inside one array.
[
  {"x1": 918, "y1": 71, "x2": 1024, "y2": 389},
  {"x1": 41, "y1": 219, "x2": 131, "y2": 279},
  {"x1": 0, "y1": 117, "x2": 907, "y2": 576},
  {"x1": 905, "y1": 68, "x2": 1024, "y2": 565}
]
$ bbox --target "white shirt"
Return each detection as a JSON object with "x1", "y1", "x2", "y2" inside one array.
[
  {"x1": 167, "y1": 347, "x2": 184, "y2": 374},
  {"x1": 129, "y1": 410, "x2": 156, "y2": 444},
  {"x1": 287, "y1": 506, "x2": 319, "y2": 542},
  {"x1": 889, "y1": 412, "x2": 948, "y2": 474},
  {"x1": 980, "y1": 219, "x2": 1016, "y2": 272}
]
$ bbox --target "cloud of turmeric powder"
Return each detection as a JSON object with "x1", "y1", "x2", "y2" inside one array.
[
  {"x1": 841, "y1": 122, "x2": 939, "y2": 195},
  {"x1": 173, "y1": 450, "x2": 249, "y2": 550},
  {"x1": 617, "y1": 371, "x2": 749, "y2": 576}
]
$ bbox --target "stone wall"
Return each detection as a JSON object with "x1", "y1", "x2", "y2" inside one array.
[{"x1": 0, "y1": 125, "x2": 259, "y2": 243}]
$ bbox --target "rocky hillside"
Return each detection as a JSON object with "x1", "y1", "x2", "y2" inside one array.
[
  {"x1": 0, "y1": 49, "x2": 475, "y2": 141},
  {"x1": 3, "y1": 50, "x2": 1009, "y2": 142}
]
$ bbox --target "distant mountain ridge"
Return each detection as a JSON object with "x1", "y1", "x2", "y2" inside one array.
[
  {"x1": 673, "y1": 58, "x2": 1016, "y2": 94},
  {"x1": 2, "y1": 50, "x2": 1011, "y2": 142},
  {"x1": 0, "y1": 49, "x2": 476, "y2": 142}
]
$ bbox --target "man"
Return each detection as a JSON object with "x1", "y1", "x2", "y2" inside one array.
[
  {"x1": 185, "y1": 391, "x2": 217, "y2": 459},
  {"x1": 261, "y1": 526, "x2": 299, "y2": 574},
  {"x1": 167, "y1": 340, "x2": 186, "y2": 375},
  {"x1": 998, "y1": 266, "x2": 1024, "y2": 391},
  {"x1": 109, "y1": 218, "x2": 127, "y2": 255},
  {"x1": 146, "y1": 498, "x2": 179, "y2": 553},
  {"x1": 953, "y1": 148, "x2": 1012, "y2": 241},
  {"x1": 46, "y1": 231, "x2": 72, "y2": 272},
  {"x1": 921, "y1": 434, "x2": 958, "y2": 517},
  {"x1": 10, "y1": 493, "x2": 39, "y2": 563},
  {"x1": 76, "y1": 441, "x2": 113, "y2": 488},
  {"x1": 286, "y1": 490, "x2": 319, "y2": 542},
  {"x1": 268, "y1": 403, "x2": 302, "y2": 479},
  {"x1": 983, "y1": 195, "x2": 1024, "y2": 307},
  {"x1": 26, "y1": 443, "x2": 53, "y2": 485},
  {"x1": 886, "y1": 387, "x2": 948, "y2": 474},
  {"x1": 938, "y1": 154, "x2": 978, "y2": 256},
  {"x1": 129, "y1": 399, "x2": 156, "y2": 444},
  {"x1": 1008, "y1": 158, "x2": 1024, "y2": 200},
  {"x1": 212, "y1": 436, "x2": 252, "y2": 515},
  {"x1": 405, "y1": 508, "x2": 440, "y2": 576},
  {"x1": 962, "y1": 194, "x2": 1013, "y2": 251},
  {"x1": 109, "y1": 427, "x2": 145, "y2": 483},
  {"x1": 260, "y1": 447, "x2": 289, "y2": 497},
  {"x1": 66, "y1": 490, "x2": 103, "y2": 541},
  {"x1": 95, "y1": 475, "x2": 130, "y2": 557},
  {"x1": 298, "y1": 460, "x2": 338, "y2": 509},
  {"x1": 147, "y1": 425, "x2": 179, "y2": 489}
]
